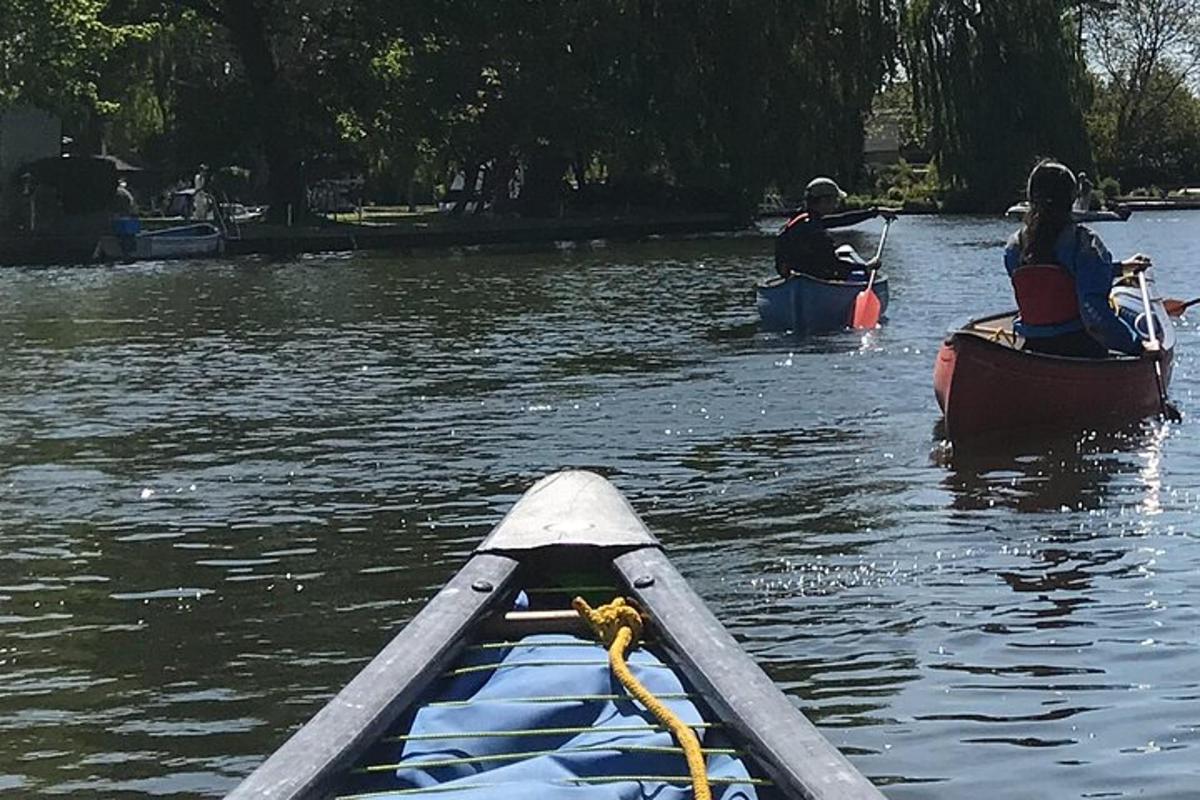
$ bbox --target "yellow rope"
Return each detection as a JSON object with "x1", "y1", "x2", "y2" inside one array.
[{"x1": 573, "y1": 596, "x2": 711, "y2": 800}]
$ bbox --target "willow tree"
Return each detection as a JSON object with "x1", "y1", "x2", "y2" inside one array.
[
  {"x1": 372, "y1": 0, "x2": 900, "y2": 217},
  {"x1": 606, "y1": 0, "x2": 899, "y2": 211},
  {"x1": 756, "y1": 0, "x2": 900, "y2": 199},
  {"x1": 904, "y1": 0, "x2": 1092, "y2": 209}
]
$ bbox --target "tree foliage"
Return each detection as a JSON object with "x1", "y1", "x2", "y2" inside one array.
[
  {"x1": 1086, "y1": 0, "x2": 1200, "y2": 187},
  {"x1": 904, "y1": 0, "x2": 1092, "y2": 209},
  {"x1": 0, "y1": 1, "x2": 153, "y2": 122},
  {"x1": 1088, "y1": 67, "x2": 1200, "y2": 187},
  {"x1": 10, "y1": 0, "x2": 1200, "y2": 216}
]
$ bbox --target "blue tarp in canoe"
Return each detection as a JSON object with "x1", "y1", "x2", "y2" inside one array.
[{"x1": 338, "y1": 634, "x2": 768, "y2": 799}]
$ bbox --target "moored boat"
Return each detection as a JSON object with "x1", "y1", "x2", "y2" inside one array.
[
  {"x1": 137, "y1": 222, "x2": 225, "y2": 258},
  {"x1": 757, "y1": 271, "x2": 890, "y2": 333},
  {"x1": 1004, "y1": 202, "x2": 1131, "y2": 223},
  {"x1": 96, "y1": 222, "x2": 224, "y2": 261},
  {"x1": 226, "y1": 470, "x2": 885, "y2": 800},
  {"x1": 934, "y1": 278, "x2": 1174, "y2": 440}
]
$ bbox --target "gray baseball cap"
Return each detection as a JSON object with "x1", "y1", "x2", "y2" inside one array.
[{"x1": 805, "y1": 176, "x2": 846, "y2": 199}]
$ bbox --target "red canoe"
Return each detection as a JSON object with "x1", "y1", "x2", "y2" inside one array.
[{"x1": 934, "y1": 306, "x2": 1174, "y2": 440}]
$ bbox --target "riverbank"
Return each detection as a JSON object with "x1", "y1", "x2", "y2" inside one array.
[
  {"x1": 0, "y1": 210, "x2": 749, "y2": 266},
  {"x1": 0, "y1": 233, "x2": 101, "y2": 266},
  {"x1": 225, "y1": 211, "x2": 748, "y2": 257}
]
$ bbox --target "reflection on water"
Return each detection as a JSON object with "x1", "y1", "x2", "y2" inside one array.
[
  {"x1": 1, "y1": 215, "x2": 1199, "y2": 798},
  {"x1": 936, "y1": 425, "x2": 1164, "y2": 513}
]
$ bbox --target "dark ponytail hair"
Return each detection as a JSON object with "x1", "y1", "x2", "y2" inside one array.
[{"x1": 1021, "y1": 159, "x2": 1076, "y2": 264}]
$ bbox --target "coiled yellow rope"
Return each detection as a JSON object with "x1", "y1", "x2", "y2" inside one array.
[{"x1": 572, "y1": 596, "x2": 711, "y2": 800}]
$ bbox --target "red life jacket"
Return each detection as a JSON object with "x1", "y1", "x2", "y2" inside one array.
[{"x1": 1011, "y1": 264, "x2": 1080, "y2": 327}]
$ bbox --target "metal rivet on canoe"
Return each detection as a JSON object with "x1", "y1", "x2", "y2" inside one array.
[
  {"x1": 633, "y1": 574, "x2": 655, "y2": 588},
  {"x1": 471, "y1": 580, "x2": 494, "y2": 593}
]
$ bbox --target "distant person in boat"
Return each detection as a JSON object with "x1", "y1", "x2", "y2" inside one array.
[
  {"x1": 1006, "y1": 159, "x2": 1157, "y2": 359},
  {"x1": 775, "y1": 177, "x2": 898, "y2": 280}
]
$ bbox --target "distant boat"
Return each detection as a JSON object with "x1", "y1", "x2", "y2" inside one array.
[
  {"x1": 757, "y1": 271, "x2": 890, "y2": 334},
  {"x1": 225, "y1": 469, "x2": 886, "y2": 800},
  {"x1": 1004, "y1": 202, "x2": 1131, "y2": 223},
  {"x1": 220, "y1": 202, "x2": 267, "y2": 223},
  {"x1": 161, "y1": 190, "x2": 264, "y2": 224},
  {"x1": 96, "y1": 222, "x2": 224, "y2": 261},
  {"x1": 758, "y1": 243, "x2": 889, "y2": 334},
  {"x1": 934, "y1": 276, "x2": 1174, "y2": 439}
]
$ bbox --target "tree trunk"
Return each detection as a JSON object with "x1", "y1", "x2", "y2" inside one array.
[{"x1": 217, "y1": 2, "x2": 307, "y2": 224}]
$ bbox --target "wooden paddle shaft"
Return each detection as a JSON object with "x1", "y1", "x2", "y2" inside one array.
[
  {"x1": 859, "y1": 218, "x2": 892, "y2": 296},
  {"x1": 872, "y1": 218, "x2": 892, "y2": 263},
  {"x1": 1137, "y1": 271, "x2": 1160, "y2": 349},
  {"x1": 1136, "y1": 270, "x2": 1176, "y2": 422}
]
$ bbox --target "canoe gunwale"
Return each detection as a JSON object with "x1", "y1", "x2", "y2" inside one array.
[
  {"x1": 617, "y1": 545, "x2": 887, "y2": 800},
  {"x1": 949, "y1": 311, "x2": 1166, "y2": 366},
  {"x1": 758, "y1": 271, "x2": 889, "y2": 291},
  {"x1": 224, "y1": 552, "x2": 520, "y2": 800},
  {"x1": 936, "y1": 311, "x2": 1174, "y2": 439}
]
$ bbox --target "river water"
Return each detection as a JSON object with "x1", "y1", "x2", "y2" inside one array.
[{"x1": 1, "y1": 213, "x2": 1198, "y2": 798}]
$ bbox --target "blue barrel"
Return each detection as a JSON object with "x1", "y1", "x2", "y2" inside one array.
[{"x1": 112, "y1": 217, "x2": 142, "y2": 236}]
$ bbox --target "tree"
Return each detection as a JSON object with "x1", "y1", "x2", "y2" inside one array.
[
  {"x1": 1086, "y1": 0, "x2": 1200, "y2": 186},
  {"x1": 904, "y1": 0, "x2": 1092, "y2": 209},
  {"x1": 354, "y1": 0, "x2": 899, "y2": 217},
  {"x1": 0, "y1": 1, "x2": 153, "y2": 138},
  {"x1": 160, "y1": 0, "x2": 379, "y2": 221},
  {"x1": 1088, "y1": 67, "x2": 1200, "y2": 187},
  {"x1": 31, "y1": 0, "x2": 907, "y2": 219}
]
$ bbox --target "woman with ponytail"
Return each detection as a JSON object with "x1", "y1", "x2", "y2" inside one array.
[{"x1": 1004, "y1": 159, "x2": 1155, "y2": 358}]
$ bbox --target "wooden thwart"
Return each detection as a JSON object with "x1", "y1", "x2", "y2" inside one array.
[{"x1": 481, "y1": 609, "x2": 592, "y2": 638}]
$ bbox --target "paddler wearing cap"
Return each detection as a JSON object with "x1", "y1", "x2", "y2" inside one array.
[
  {"x1": 774, "y1": 176, "x2": 898, "y2": 281},
  {"x1": 1005, "y1": 158, "x2": 1158, "y2": 359}
]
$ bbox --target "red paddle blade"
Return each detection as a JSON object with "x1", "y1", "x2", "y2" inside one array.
[
  {"x1": 851, "y1": 288, "x2": 881, "y2": 329},
  {"x1": 1164, "y1": 299, "x2": 1188, "y2": 317}
]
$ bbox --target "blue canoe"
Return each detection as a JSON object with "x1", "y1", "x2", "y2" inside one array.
[
  {"x1": 226, "y1": 470, "x2": 885, "y2": 800},
  {"x1": 756, "y1": 272, "x2": 890, "y2": 333},
  {"x1": 96, "y1": 222, "x2": 224, "y2": 261}
]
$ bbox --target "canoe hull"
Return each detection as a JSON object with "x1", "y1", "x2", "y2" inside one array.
[
  {"x1": 757, "y1": 272, "x2": 890, "y2": 333},
  {"x1": 137, "y1": 223, "x2": 224, "y2": 258},
  {"x1": 97, "y1": 223, "x2": 224, "y2": 261},
  {"x1": 227, "y1": 470, "x2": 885, "y2": 800},
  {"x1": 934, "y1": 322, "x2": 1173, "y2": 439}
]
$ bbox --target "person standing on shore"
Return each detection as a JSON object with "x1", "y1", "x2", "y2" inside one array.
[
  {"x1": 112, "y1": 179, "x2": 141, "y2": 256},
  {"x1": 775, "y1": 177, "x2": 897, "y2": 280},
  {"x1": 1075, "y1": 170, "x2": 1095, "y2": 212}
]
